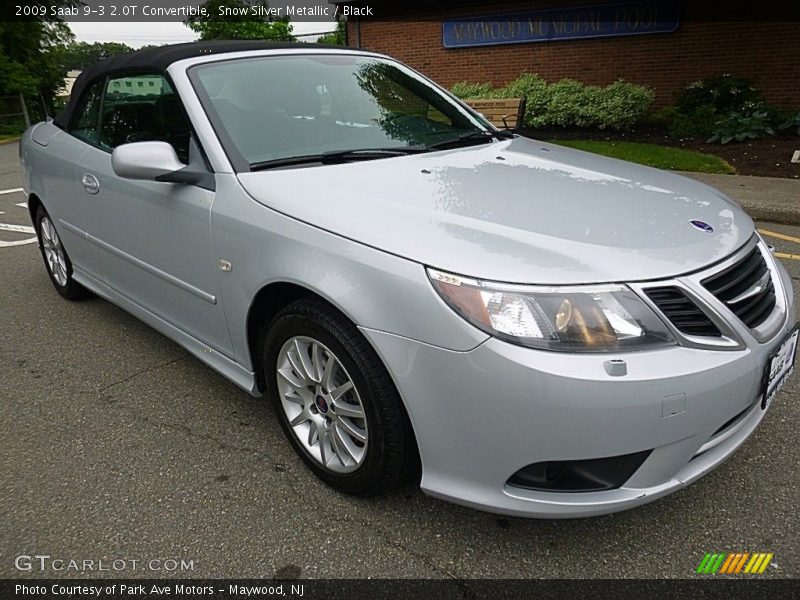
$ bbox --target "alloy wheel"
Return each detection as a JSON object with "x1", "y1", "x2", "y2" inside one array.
[
  {"x1": 276, "y1": 336, "x2": 368, "y2": 473},
  {"x1": 40, "y1": 215, "x2": 68, "y2": 286}
]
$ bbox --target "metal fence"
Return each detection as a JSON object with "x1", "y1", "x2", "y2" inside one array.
[{"x1": 0, "y1": 94, "x2": 30, "y2": 135}]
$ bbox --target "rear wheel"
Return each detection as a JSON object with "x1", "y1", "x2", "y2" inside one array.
[
  {"x1": 35, "y1": 206, "x2": 89, "y2": 300},
  {"x1": 264, "y1": 298, "x2": 417, "y2": 496}
]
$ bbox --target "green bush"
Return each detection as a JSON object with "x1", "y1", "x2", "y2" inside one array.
[
  {"x1": 542, "y1": 79, "x2": 589, "y2": 127},
  {"x1": 708, "y1": 110, "x2": 774, "y2": 144},
  {"x1": 500, "y1": 73, "x2": 548, "y2": 126},
  {"x1": 676, "y1": 74, "x2": 761, "y2": 117},
  {"x1": 669, "y1": 105, "x2": 718, "y2": 137},
  {"x1": 450, "y1": 73, "x2": 654, "y2": 131},
  {"x1": 596, "y1": 80, "x2": 656, "y2": 130},
  {"x1": 670, "y1": 74, "x2": 767, "y2": 137},
  {"x1": 779, "y1": 111, "x2": 800, "y2": 136},
  {"x1": 450, "y1": 81, "x2": 496, "y2": 99}
]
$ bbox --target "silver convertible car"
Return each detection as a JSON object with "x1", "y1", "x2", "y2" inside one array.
[{"x1": 21, "y1": 41, "x2": 797, "y2": 517}]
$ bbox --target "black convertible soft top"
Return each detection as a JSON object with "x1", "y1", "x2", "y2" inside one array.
[{"x1": 54, "y1": 40, "x2": 340, "y2": 128}]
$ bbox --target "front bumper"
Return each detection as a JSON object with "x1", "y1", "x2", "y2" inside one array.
[{"x1": 361, "y1": 258, "x2": 796, "y2": 518}]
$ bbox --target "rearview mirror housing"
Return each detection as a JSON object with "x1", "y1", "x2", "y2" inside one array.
[{"x1": 112, "y1": 141, "x2": 185, "y2": 181}]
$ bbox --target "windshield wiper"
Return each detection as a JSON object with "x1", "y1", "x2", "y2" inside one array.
[
  {"x1": 426, "y1": 129, "x2": 514, "y2": 150},
  {"x1": 249, "y1": 146, "x2": 428, "y2": 171}
]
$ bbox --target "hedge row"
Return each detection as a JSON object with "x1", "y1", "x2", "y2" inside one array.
[{"x1": 451, "y1": 73, "x2": 654, "y2": 131}]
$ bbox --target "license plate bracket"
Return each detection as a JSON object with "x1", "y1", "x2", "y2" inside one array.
[{"x1": 761, "y1": 324, "x2": 799, "y2": 409}]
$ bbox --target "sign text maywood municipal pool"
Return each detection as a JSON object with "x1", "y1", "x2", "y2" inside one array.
[{"x1": 442, "y1": 0, "x2": 680, "y2": 48}]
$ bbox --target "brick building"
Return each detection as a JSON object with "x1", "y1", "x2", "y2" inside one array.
[{"x1": 331, "y1": 0, "x2": 800, "y2": 108}]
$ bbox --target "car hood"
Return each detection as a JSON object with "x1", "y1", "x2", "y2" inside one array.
[{"x1": 237, "y1": 136, "x2": 753, "y2": 284}]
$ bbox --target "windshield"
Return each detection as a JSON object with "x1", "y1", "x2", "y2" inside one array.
[{"x1": 190, "y1": 53, "x2": 491, "y2": 169}]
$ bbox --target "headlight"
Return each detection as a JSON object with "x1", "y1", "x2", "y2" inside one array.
[{"x1": 428, "y1": 268, "x2": 675, "y2": 352}]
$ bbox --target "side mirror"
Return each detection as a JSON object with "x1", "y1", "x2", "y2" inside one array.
[{"x1": 112, "y1": 141, "x2": 185, "y2": 181}]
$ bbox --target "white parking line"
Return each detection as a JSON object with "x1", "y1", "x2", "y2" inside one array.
[
  {"x1": 16, "y1": 202, "x2": 27, "y2": 208},
  {"x1": 0, "y1": 188, "x2": 23, "y2": 195},
  {"x1": 0, "y1": 223, "x2": 35, "y2": 234},
  {"x1": 0, "y1": 222, "x2": 37, "y2": 247},
  {"x1": 0, "y1": 238, "x2": 36, "y2": 247}
]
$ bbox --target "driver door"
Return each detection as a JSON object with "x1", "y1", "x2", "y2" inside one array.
[{"x1": 76, "y1": 72, "x2": 233, "y2": 357}]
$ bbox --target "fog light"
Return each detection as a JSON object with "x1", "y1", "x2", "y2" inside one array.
[{"x1": 507, "y1": 450, "x2": 652, "y2": 492}]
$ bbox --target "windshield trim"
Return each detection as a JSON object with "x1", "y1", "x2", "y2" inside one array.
[{"x1": 187, "y1": 52, "x2": 495, "y2": 173}]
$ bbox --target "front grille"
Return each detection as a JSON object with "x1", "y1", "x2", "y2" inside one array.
[
  {"x1": 645, "y1": 287, "x2": 721, "y2": 337},
  {"x1": 702, "y1": 246, "x2": 776, "y2": 329}
]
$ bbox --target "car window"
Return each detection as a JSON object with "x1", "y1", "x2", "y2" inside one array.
[
  {"x1": 98, "y1": 74, "x2": 191, "y2": 162},
  {"x1": 70, "y1": 80, "x2": 104, "y2": 144},
  {"x1": 191, "y1": 55, "x2": 486, "y2": 168}
]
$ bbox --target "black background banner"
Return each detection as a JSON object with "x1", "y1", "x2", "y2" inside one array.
[
  {"x1": 3, "y1": 579, "x2": 800, "y2": 600},
  {"x1": 3, "y1": 0, "x2": 800, "y2": 23}
]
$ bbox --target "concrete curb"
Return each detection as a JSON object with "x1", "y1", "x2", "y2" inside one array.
[
  {"x1": 738, "y1": 204, "x2": 800, "y2": 227},
  {"x1": 0, "y1": 137, "x2": 21, "y2": 146}
]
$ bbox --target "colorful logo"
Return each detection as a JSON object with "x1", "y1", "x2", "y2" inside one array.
[
  {"x1": 696, "y1": 552, "x2": 773, "y2": 574},
  {"x1": 689, "y1": 219, "x2": 714, "y2": 233}
]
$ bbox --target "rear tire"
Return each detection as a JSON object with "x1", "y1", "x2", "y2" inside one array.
[
  {"x1": 34, "y1": 205, "x2": 90, "y2": 301},
  {"x1": 264, "y1": 298, "x2": 418, "y2": 496}
]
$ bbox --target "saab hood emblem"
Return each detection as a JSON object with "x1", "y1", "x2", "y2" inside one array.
[{"x1": 690, "y1": 220, "x2": 714, "y2": 233}]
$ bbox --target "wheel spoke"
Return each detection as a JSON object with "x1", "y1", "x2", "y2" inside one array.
[
  {"x1": 320, "y1": 353, "x2": 338, "y2": 391},
  {"x1": 292, "y1": 339, "x2": 315, "y2": 382},
  {"x1": 330, "y1": 380, "x2": 354, "y2": 401},
  {"x1": 329, "y1": 426, "x2": 348, "y2": 465},
  {"x1": 333, "y1": 399, "x2": 364, "y2": 419},
  {"x1": 307, "y1": 421, "x2": 319, "y2": 446},
  {"x1": 333, "y1": 424, "x2": 358, "y2": 462},
  {"x1": 283, "y1": 391, "x2": 305, "y2": 405},
  {"x1": 277, "y1": 367, "x2": 305, "y2": 390},
  {"x1": 286, "y1": 349, "x2": 308, "y2": 384},
  {"x1": 319, "y1": 430, "x2": 328, "y2": 465},
  {"x1": 310, "y1": 343, "x2": 323, "y2": 383},
  {"x1": 336, "y1": 416, "x2": 367, "y2": 443},
  {"x1": 290, "y1": 410, "x2": 310, "y2": 427}
]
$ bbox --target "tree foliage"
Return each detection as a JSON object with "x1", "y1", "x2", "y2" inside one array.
[
  {"x1": 61, "y1": 41, "x2": 134, "y2": 70},
  {"x1": 187, "y1": 0, "x2": 294, "y2": 41},
  {"x1": 316, "y1": 17, "x2": 346, "y2": 45},
  {"x1": 0, "y1": 3, "x2": 74, "y2": 114}
]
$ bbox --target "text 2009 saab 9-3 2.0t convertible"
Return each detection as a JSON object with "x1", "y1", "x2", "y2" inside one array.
[{"x1": 20, "y1": 41, "x2": 797, "y2": 518}]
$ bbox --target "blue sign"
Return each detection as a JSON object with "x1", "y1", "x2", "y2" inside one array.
[{"x1": 442, "y1": 0, "x2": 680, "y2": 48}]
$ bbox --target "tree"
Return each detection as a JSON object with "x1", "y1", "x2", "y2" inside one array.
[
  {"x1": 61, "y1": 42, "x2": 134, "y2": 70},
  {"x1": 187, "y1": 0, "x2": 294, "y2": 41},
  {"x1": 0, "y1": 3, "x2": 75, "y2": 116},
  {"x1": 316, "y1": 17, "x2": 346, "y2": 46}
]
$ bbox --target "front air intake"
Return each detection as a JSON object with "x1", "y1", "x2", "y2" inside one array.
[
  {"x1": 507, "y1": 450, "x2": 652, "y2": 493},
  {"x1": 645, "y1": 287, "x2": 722, "y2": 337}
]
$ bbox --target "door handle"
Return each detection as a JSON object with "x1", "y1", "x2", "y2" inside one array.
[{"x1": 81, "y1": 173, "x2": 100, "y2": 195}]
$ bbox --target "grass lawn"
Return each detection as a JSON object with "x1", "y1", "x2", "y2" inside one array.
[
  {"x1": 548, "y1": 140, "x2": 736, "y2": 175},
  {"x1": 0, "y1": 134, "x2": 21, "y2": 143}
]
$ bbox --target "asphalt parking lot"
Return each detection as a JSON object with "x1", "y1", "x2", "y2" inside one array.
[{"x1": 1, "y1": 139, "x2": 799, "y2": 579}]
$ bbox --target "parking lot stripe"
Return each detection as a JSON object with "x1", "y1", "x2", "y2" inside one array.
[
  {"x1": 775, "y1": 252, "x2": 800, "y2": 261},
  {"x1": 0, "y1": 187, "x2": 23, "y2": 195},
  {"x1": 758, "y1": 229, "x2": 800, "y2": 245},
  {"x1": 0, "y1": 223, "x2": 34, "y2": 234}
]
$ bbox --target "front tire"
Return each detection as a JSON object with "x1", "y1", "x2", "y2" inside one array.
[
  {"x1": 264, "y1": 298, "x2": 417, "y2": 496},
  {"x1": 35, "y1": 205, "x2": 89, "y2": 300}
]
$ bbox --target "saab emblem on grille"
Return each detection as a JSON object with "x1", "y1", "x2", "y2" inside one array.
[{"x1": 690, "y1": 220, "x2": 714, "y2": 233}]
